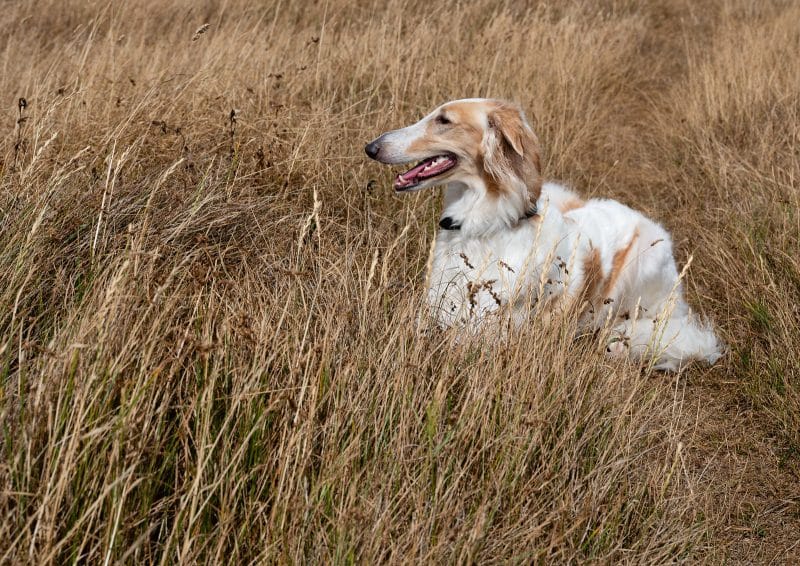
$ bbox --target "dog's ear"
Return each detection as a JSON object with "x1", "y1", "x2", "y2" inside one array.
[
  {"x1": 488, "y1": 104, "x2": 527, "y2": 157},
  {"x1": 482, "y1": 102, "x2": 542, "y2": 209}
]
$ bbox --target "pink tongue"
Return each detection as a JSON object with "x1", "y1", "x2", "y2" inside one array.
[
  {"x1": 399, "y1": 161, "x2": 429, "y2": 182},
  {"x1": 395, "y1": 156, "x2": 455, "y2": 188}
]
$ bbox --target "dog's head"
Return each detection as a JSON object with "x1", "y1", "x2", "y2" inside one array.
[{"x1": 365, "y1": 98, "x2": 542, "y2": 229}]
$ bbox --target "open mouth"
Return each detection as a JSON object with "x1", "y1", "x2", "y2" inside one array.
[{"x1": 393, "y1": 154, "x2": 457, "y2": 191}]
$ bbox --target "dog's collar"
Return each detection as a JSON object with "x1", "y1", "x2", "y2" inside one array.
[{"x1": 439, "y1": 205, "x2": 538, "y2": 231}]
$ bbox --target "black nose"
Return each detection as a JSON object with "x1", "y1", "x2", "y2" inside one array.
[{"x1": 365, "y1": 141, "x2": 380, "y2": 160}]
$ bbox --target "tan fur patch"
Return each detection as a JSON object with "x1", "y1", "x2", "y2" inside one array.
[
  {"x1": 560, "y1": 198, "x2": 585, "y2": 213},
  {"x1": 477, "y1": 153, "x2": 504, "y2": 197},
  {"x1": 408, "y1": 102, "x2": 483, "y2": 159},
  {"x1": 581, "y1": 247, "x2": 604, "y2": 301},
  {"x1": 483, "y1": 101, "x2": 543, "y2": 205},
  {"x1": 443, "y1": 102, "x2": 483, "y2": 126},
  {"x1": 489, "y1": 105, "x2": 528, "y2": 156},
  {"x1": 407, "y1": 132, "x2": 437, "y2": 156},
  {"x1": 601, "y1": 231, "x2": 638, "y2": 297}
]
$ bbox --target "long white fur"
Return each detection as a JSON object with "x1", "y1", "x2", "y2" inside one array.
[{"x1": 370, "y1": 99, "x2": 723, "y2": 371}]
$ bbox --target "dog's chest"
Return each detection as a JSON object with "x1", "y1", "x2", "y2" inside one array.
[{"x1": 426, "y1": 225, "x2": 570, "y2": 326}]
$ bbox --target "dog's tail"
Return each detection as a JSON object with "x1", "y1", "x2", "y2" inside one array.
[{"x1": 626, "y1": 314, "x2": 723, "y2": 372}]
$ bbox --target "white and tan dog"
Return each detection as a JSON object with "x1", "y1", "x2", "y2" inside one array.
[{"x1": 365, "y1": 98, "x2": 722, "y2": 371}]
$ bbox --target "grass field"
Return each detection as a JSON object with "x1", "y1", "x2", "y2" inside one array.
[{"x1": 1, "y1": 0, "x2": 799, "y2": 563}]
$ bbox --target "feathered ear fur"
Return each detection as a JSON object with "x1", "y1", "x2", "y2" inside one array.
[{"x1": 481, "y1": 102, "x2": 542, "y2": 215}]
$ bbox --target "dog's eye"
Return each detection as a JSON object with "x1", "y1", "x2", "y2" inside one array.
[{"x1": 436, "y1": 114, "x2": 451, "y2": 125}]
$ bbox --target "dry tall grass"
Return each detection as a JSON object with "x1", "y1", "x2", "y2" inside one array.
[{"x1": 1, "y1": 0, "x2": 798, "y2": 563}]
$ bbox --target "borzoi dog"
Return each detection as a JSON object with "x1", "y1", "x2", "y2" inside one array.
[{"x1": 365, "y1": 98, "x2": 722, "y2": 371}]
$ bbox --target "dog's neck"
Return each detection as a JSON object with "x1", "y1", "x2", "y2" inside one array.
[
  {"x1": 439, "y1": 208, "x2": 537, "y2": 231},
  {"x1": 439, "y1": 180, "x2": 537, "y2": 235}
]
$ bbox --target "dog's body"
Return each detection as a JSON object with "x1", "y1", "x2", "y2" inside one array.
[{"x1": 366, "y1": 98, "x2": 722, "y2": 371}]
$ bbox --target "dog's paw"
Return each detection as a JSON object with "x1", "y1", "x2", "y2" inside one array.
[{"x1": 605, "y1": 335, "x2": 629, "y2": 357}]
